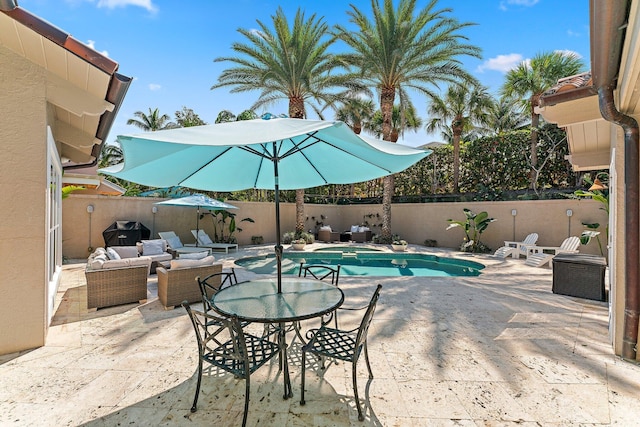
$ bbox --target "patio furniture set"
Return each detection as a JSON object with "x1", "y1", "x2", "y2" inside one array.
[
  {"x1": 184, "y1": 263, "x2": 381, "y2": 426},
  {"x1": 85, "y1": 231, "x2": 230, "y2": 310},
  {"x1": 317, "y1": 225, "x2": 372, "y2": 243}
]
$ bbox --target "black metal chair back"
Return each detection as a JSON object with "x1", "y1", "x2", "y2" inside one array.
[
  {"x1": 196, "y1": 268, "x2": 238, "y2": 312},
  {"x1": 299, "y1": 263, "x2": 341, "y2": 328},
  {"x1": 300, "y1": 284, "x2": 382, "y2": 421},
  {"x1": 182, "y1": 301, "x2": 280, "y2": 427},
  {"x1": 299, "y1": 263, "x2": 340, "y2": 287}
]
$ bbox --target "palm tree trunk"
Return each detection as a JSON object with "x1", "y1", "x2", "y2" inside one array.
[
  {"x1": 295, "y1": 189, "x2": 305, "y2": 234},
  {"x1": 529, "y1": 94, "x2": 540, "y2": 190},
  {"x1": 380, "y1": 87, "x2": 396, "y2": 242},
  {"x1": 452, "y1": 117, "x2": 463, "y2": 193},
  {"x1": 289, "y1": 98, "x2": 306, "y2": 235}
]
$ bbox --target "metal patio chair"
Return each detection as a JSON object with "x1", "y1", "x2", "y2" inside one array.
[
  {"x1": 182, "y1": 302, "x2": 281, "y2": 427},
  {"x1": 300, "y1": 284, "x2": 382, "y2": 421},
  {"x1": 299, "y1": 263, "x2": 341, "y2": 329}
]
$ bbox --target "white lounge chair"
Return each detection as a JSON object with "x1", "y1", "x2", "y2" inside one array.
[
  {"x1": 158, "y1": 231, "x2": 211, "y2": 256},
  {"x1": 494, "y1": 232, "x2": 539, "y2": 259},
  {"x1": 191, "y1": 230, "x2": 239, "y2": 254},
  {"x1": 525, "y1": 236, "x2": 581, "y2": 268}
]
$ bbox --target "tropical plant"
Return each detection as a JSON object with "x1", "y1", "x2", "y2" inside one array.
[
  {"x1": 236, "y1": 110, "x2": 258, "y2": 121},
  {"x1": 201, "y1": 210, "x2": 255, "y2": 244},
  {"x1": 61, "y1": 185, "x2": 84, "y2": 199},
  {"x1": 174, "y1": 106, "x2": 207, "y2": 127},
  {"x1": 212, "y1": 7, "x2": 344, "y2": 234},
  {"x1": 501, "y1": 51, "x2": 584, "y2": 189},
  {"x1": 446, "y1": 208, "x2": 496, "y2": 253},
  {"x1": 426, "y1": 83, "x2": 492, "y2": 192},
  {"x1": 126, "y1": 107, "x2": 176, "y2": 131},
  {"x1": 334, "y1": 0, "x2": 481, "y2": 242}
]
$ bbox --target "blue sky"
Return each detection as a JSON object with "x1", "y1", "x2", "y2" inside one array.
[{"x1": 20, "y1": 0, "x2": 590, "y2": 147}]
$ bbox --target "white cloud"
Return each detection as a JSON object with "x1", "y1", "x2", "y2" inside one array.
[
  {"x1": 499, "y1": 0, "x2": 539, "y2": 10},
  {"x1": 85, "y1": 39, "x2": 109, "y2": 57},
  {"x1": 96, "y1": 0, "x2": 157, "y2": 13},
  {"x1": 555, "y1": 49, "x2": 582, "y2": 59},
  {"x1": 148, "y1": 84, "x2": 161, "y2": 91},
  {"x1": 567, "y1": 29, "x2": 581, "y2": 37},
  {"x1": 476, "y1": 53, "x2": 524, "y2": 73}
]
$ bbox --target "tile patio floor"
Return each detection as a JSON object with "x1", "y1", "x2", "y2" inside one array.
[{"x1": 1, "y1": 244, "x2": 639, "y2": 426}]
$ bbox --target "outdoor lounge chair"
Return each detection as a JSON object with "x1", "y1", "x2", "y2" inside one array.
[
  {"x1": 525, "y1": 236, "x2": 581, "y2": 268},
  {"x1": 317, "y1": 227, "x2": 340, "y2": 242},
  {"x1": 494, "y1": 232, "x2": 538, "y2": 259},
  {"x1": 300, "y1": 284, "x2": 382, "y2": 421},
  {"x1": 191, "y1": 230, "x2": 239, "y2": 253},
  {"x1": 158, "y1": 231, "x2": 211, "y2": 256}
]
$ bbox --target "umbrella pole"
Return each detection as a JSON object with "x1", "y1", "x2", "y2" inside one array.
[{"x1": 273, "y1": 145, "x2": 283, "y2": 293}]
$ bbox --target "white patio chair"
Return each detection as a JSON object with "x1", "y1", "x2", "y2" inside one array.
[
  {"x1": 525, "y1": 236, "x2": 581, "y2": 268},
  {"x1": 494, "y1": 232, "x2": 539, "y2": 259}
]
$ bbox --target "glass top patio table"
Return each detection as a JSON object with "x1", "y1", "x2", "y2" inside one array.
[{"x1": 211, "y1": 277, "x2": 344, "y2": 323}]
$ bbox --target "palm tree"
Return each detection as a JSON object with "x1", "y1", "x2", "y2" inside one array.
[
  {"x1": 335, "y1": 0, "x2": 481, "y2": 241},
  {"x1": 501, "y1": 51, "x2": 584, "y2": 188},
  {"x1": 483, "y1": 96, "x2": 529, "y2": 135},
  {"x1": 426, "y1": 83, "x2": 492, "y2": 192},
  {"x1": 335, "y1": 97, "x2": 375, "y2": 135},
  {"x1": 368, "y1": 104, "x2": 423, "y2": 141},
  {"x1": 126, "y1": 107, "x2": 176, "y2": 131},
  {"x1": 98, "y1": 143, "x2": 123, "y2": 168},
  {"x1": 212, "y1": 7, "x2": 344, "y2": 234}
]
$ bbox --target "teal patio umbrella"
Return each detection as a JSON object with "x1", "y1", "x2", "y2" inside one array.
[
  {"x1": 154, "y1": 194, "x2": 237, "y2": 246},
  {"x1": 101, "y1": 117, "x2": 429, "y2": 292}
]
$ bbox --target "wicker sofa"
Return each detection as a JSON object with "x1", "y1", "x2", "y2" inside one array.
[{"x1": 85, "y1": 247, "x2": 154, "y2": 310}]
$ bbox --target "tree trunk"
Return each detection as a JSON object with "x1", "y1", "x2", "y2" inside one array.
[
  {"x1": 452, "y1": 116, "x2": 463, "y2": 193},
  {"x1": 530, "y1": 95, "x2": 540, "y2": 190},
  {"x1": 290, "y1": 97, "x2": 306, "y2": 235},
  {"x1": 380, "y1": 87, "x2": 396, "y2": 242},
  {"x1": 295, "y1": 189, "x2": 305, "y2": 234}
]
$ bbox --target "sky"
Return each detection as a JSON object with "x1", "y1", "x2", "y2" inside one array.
[{"x1": 19, "y1": 0, "x2": 590, "y2": 148}]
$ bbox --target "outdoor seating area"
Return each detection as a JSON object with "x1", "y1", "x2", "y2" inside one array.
[{"x1": 2, "y1": 244, "x2": 639, "y2": 426}]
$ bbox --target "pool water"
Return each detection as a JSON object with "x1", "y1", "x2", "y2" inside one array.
[{"x1": 235, "y1": 251, "x2": 484, "y2": 277}]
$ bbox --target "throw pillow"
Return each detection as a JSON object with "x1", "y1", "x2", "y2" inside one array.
[
  {"x1": 106, "y1": 247, "x2": 121, "y2": 260},
  {"x1": 170, "y1": 255, "x2": 215, "y2": 270},
  {"x1": 179, "y1": 251, "x2": 210, "y2": 260},
  {"x1": 358, "y1": 226, "x2": 365, "y2": 232},
  {"x1": 319, "y1": 225, "x2": 331, "y2": 231},
  {"x1": 112, "y1": 246, "x2": 139, "y2": 259},
  {"x1": 142, "y1": 239, "x2": 165, "y2": 256},
  {"x1": 165, "y1": 235, "x2": 183, "y2": 249},
  {"x1": 350, "y1": 225, "x2": 359, "y2": 233}
]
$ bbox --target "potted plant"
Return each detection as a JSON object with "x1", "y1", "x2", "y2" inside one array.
[
  {"x1": 291, "y1": 238, "x2": 307, "y2": 250},
  {"x1": 391, "y1": 239, "x2": 408, "y2": 251}
]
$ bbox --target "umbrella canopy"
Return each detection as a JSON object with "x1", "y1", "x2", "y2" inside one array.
[
  {"x1": 154, "y1": 194, "x2": 237, "y2": 244},
  {"x1": 101, "y1": 118, "x2": 429, "y2": 291}
]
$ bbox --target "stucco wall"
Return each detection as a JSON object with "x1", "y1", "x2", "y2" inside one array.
[
  {"x1": 63, "y1": 195, "x2": 608, "y2": 258},
  {"x1": 0, "y1": 46, "x2": 48, "y2": 354}
]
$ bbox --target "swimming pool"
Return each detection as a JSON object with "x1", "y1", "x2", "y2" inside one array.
[{"x1": 235, "y1": 250, "x2": 484, "y2": 277}]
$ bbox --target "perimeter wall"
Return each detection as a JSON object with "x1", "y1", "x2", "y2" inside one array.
[{"x1": 63, "y1": 195, "x2": 608, "y2": 259}]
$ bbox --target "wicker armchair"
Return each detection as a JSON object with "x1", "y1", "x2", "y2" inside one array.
[
  {"x1": 156, "y1": 263, "x2": 222, "y2": 309},
  {"x1": 85, "y1": 265, "x2": 149, "y2": 310}
]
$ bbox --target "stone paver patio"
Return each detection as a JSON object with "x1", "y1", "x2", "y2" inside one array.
[{"x1": 1, "y1": 244, "x2": 639, "y2": 426}]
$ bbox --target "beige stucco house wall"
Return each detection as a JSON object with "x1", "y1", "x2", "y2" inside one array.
[
  {"x1": 0, "y1": 45, "x2": 49, "y2": 353},
  {"x1": 0, "y1": 4, "x2": 130, "y2": 355}
]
